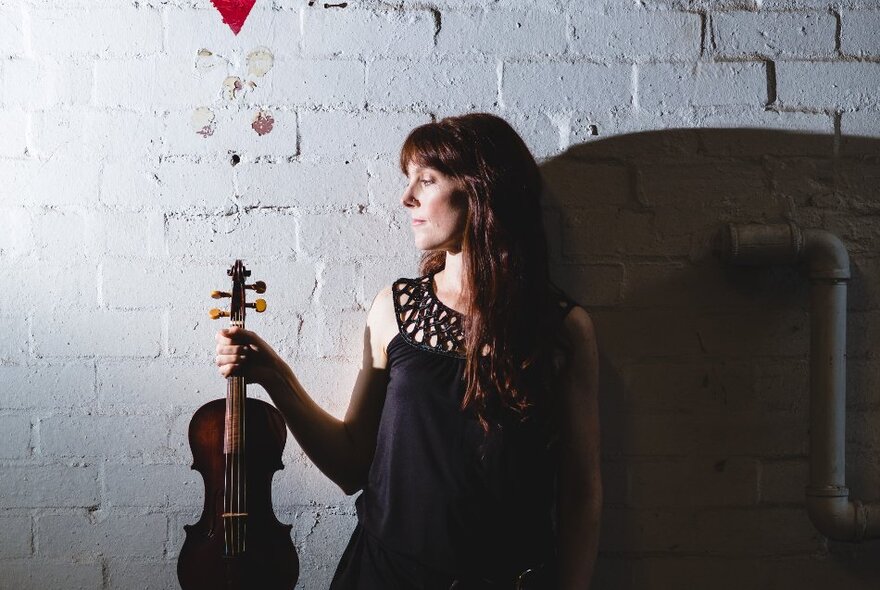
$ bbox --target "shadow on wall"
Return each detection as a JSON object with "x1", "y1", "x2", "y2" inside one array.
[{"x1": 538, "y1": 129, "x2": 880, "y2": 590}]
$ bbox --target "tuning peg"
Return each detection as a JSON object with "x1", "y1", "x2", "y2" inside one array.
[
  {"x1": 211, "y1": 290, "x2": 232, "y2": 299},
  {"x1": 246, "y1": 299, "x2": 267, "y2": 312},
  {"x1": 247, "y1": 281, "x2": 266, "y2": 294},
  {"x1": 209, "y1": 308, "x2": 230, "y2": 319}
]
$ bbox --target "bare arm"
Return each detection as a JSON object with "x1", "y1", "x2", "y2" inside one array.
[
  {"x1": 216, "y1": 286, "x2": 397, "y2": 495},
  {"x1": 556, "y1": 306, "x2": 602, "y2": 589}
]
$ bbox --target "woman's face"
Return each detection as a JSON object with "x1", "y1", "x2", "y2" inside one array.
[{"x1": 401, "y1": 161, "x2": 468, "y2": 252}]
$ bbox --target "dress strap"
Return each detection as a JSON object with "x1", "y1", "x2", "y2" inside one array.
[{"x1": 391, "y1": 274, "x2": 466, "y2": 359}]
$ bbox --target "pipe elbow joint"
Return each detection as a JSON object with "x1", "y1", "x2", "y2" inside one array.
[
  {"x1": 805, "y1": 489, "x2": 867, "y2": 542},
  {"x1": 802, "y1": 229, "x2": 851, "y2": 281}
]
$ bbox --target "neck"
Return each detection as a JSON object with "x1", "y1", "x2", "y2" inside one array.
[{"x1": 437, "y1": 250, "x2": 465, "y2": 296}]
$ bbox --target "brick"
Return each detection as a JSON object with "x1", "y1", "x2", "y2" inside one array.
[
  {"x1": 760, "y1": 556, "x2": 880, "y2": 590},
  {"x1": 542, "y1": 159, "x2": 633, "y2": 208},
  {"x1": 503, "y1": 62, "x2": 632, "y2": 110},
  {"x1": 106, "y1": 559, "x2": 179, "y2": 590},
  {"x1": 632, "y1": 557, "x2": 762, "y2": 590},
  {"x1": 273, "y1": 451, "x2": 349, "y2": 506},
  {"x1": 601, "y1": 507, "x2": 820, "y2": 555},
  {"x1": 299, "y1": 110, "x2": 429, "y2": 158},
  {"x1": 1, "y1": 560, "x2": 102, "y2": 589},
  {"x1": 31, "y1": 7, "x2": 162, "y2": 57},
  {"x1": 0, "y1": 206, "x2": 34, "y2": 258},
  {"x1": 302, "y1": 8, "x2": 435, "y2": 58},
  {"x1": 0, "y1": 363, "x2": 95, "y2": 409},
  {"x1": 693, "y1": 110, "x2": 835, "y2": 157},
  {"x1": 760, "y1": 458, "x2": 808, "y2": 504},
  {"x1": 367, "y1": 59, "x2": 498, "y2": 110},
  {"x1": 841, "y1": 10, "x2": 880, "y2": 57},
  {"x1": 155, "y1": 158, "x2": 235, "y2": 212},
  {"x1": 0, "y1": 465, "x2": 99, "y2": 508},
  {"x1": 0, "y1": 312, "x2": 28, "y2": 361},
  {"x1": 298, "y1": 211, "x2": 410, "y2": 260},
  {"x1": 561, "y1": 208, "x2": 664, "y2": 259},
  {"x1": 105, "y1": 464, "x2": 201, "y2": 507},
  {"x1": 0, "y1": 415, "x2": 32, "y2": 459},
  {"x1": 98, "y1": 359, "x2": 217, "y2": 411},
  {"x1": 33, "y1": 308, "x2": 161, "y2": 358},
  {"x1": 93, "y1": 57, "x2": 228, "y2": 110},
  {"x1": 603, "y1": 410, "x2": 808, "y2": 457},
  {"x1": 639, "y1": 62, "x2": 768, "y2": 110},
  {"x1": 38, "y1": 511, "x2": 166, "y2": 559},
  {"x1": 571, "y1": 9, "x2": 701, "y2": 59},
  {"x1": 550, "y1": 263, "x2": 624, "y2": 307},
  {"x1": 622, "y1": 360, "x2": 759, "y2": 414},
  {"x1": 437, "y1": 9, "x2": 567, "y2": 56},
  {"x1": 635, "y1": 158, "x2": 769, "y2": 211},
  {"x1": 237, "y1": 159, "x2": 369, "y2": 210},
  {"x1": 318, "y1": 263, "x2": 362, "y2": 311},
  {"x1": 713, "y1": 11, "x2": 837, "y2": 58},
  {"x1": 839, "y1": 108, "x2": 880, "y2": 156},
  {"x1": 629, "y1": 457, "x2": 759, "y2": 507},
  {"x1": 41, "y1": 415, "x2": 169, "y2": 459},
  {"x1": 0, "y1": 109, "x2": 27, "y2": 157},
  {"x1": 298, "y1": 308, "x2": 370, "y2": 359},
  {"x1": 496, "y1": 109, "x2": 564, "y2": 160},
  {"x1": 0, "y1": 159, "x2": 100, "y2": 207},
  {"x1": 4, "y1": 57, "x2": 92, "y2": 108},
  {"x1": 265, "y1": 59, "x2": 366, "y2": 107},
  {"x1": 87, "y1": 209, "x2": 165, "y2": 257},
  {"x1": 778, "y1": 62, "x2": 880, "y2": 109},
  {"x1": 0, "y1": 516, "x2": 32, "y2": 558},
  {"x1": 0, "y1": 3, "x2": 24, "y2": 56},
  {"x1": 29, "y1": 109, "x2": 163, "y2": 163}
]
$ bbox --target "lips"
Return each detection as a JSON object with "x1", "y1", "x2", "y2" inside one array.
[{"x1": 411, "y1": 219, "x2": 426, "y2": 226}]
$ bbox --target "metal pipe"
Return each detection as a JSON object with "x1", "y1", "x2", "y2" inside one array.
[{"x1": 715, "y1": 222, "x2": 880, "y2": 541}]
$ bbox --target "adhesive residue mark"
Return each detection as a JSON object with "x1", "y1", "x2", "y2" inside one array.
[
  {"x1": 251, "y1": 110, "x2": 274, "y2": 136},
  {"x1": 223, "y1": 76, "x2": 246, "y2": 100},
  {"x1": 247, "y1": 47, "x2": 274, "y2": 78},
  {"x1": 192, "y1": 107, "x2": 216, "y2": 138},
  {"x1": 195, "y1": 48, "x2": 216, "y2": 72}
]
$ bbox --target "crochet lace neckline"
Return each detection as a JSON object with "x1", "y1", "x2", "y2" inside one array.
[{"x1": 391, "y1": 273, "x2": 466, "y2": 359}]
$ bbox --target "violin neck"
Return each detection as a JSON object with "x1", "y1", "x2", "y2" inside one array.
[{"x1": 224, "y1": 320, "x2": 246, "y2": 455}]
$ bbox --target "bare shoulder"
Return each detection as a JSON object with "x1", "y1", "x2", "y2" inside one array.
[
  {"x1": 560, "y1": 305, "x2": 597, "y2": 349},
  {"x1": 365, "y1": 284, "x2": 400, "y2": 369}
]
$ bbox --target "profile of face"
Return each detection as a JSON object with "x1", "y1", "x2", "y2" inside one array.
[{"x1": 401, "y1": 162, "x2": 468, "y2": 253}]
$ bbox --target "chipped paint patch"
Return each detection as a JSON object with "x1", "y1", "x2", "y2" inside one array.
[
  {"x1": 251, "y1": 110, "x2": 274, "y2": 136},
  {"x1": 192, "y1": 107, "x2": 216, "y2": 138},
  {"x1": 247, "y1": 47, "x2": 274, "y2": 78},
  {"x1": 195, "y1": 48, "x2": 216, "y2": 72},
  {"x1": 223, "y1": 76, "x2": 246, "y2": 100}
]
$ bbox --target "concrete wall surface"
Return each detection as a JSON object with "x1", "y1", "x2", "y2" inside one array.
[{"x1": 0, "y1": 0, "x2": 879, "y2": 588}]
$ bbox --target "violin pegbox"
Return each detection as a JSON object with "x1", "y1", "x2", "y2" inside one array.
[{"x1": 208, "y1": 260, "x2": 267, "y2": 321}]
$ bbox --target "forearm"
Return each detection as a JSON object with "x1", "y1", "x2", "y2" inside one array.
[
  {"x1": 261, "y1": 364, "x2": 365, "y2": 494},
  {"x1": 557, "y1": 484, "x2": 602, "y2": 589}
]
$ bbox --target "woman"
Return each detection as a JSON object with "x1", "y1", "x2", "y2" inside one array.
[{"x1": 215, "y1": 113, "x2": 601, "y2": 589}]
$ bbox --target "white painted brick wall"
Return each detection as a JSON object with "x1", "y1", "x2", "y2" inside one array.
[{"x1": 1, "y1": 0, "x2": 878, "y2": 588}]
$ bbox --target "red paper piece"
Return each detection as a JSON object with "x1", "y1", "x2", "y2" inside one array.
[{"x1": 211, "y1": 0, "x2": 257, "y2": 35}]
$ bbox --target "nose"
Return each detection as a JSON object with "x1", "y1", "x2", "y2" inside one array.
[{"x1": 400, "y1": 184, "x2": 417, "y2": 208}]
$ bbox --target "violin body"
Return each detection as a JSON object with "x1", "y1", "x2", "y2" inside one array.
[{"x1": 178, "y1": 398, "x2": 299, "y2": 590}]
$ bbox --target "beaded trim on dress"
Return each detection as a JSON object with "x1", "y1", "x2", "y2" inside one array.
[{"x1": 391, "y1": 274, "x2": 466, "y2": 359}]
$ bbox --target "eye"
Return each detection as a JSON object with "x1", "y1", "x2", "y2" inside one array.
[{"x1": 420, "y1": 178, "x2": 434, "y2": 186}]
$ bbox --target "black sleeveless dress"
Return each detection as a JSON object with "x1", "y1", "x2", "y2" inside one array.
[{"x1": 329, "y1": 273, "x2": 578, "y2": 590}]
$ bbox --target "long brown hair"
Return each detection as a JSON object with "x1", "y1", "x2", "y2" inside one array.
[{"x1": 400, "y1": 113, "x2": 562, "y2": 437}]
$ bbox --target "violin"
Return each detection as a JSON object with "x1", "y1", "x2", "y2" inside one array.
[{"x1": 177, "y1": 260, "x2": 299, "y2": 590}]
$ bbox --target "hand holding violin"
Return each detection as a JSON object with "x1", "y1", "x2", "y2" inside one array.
[{"x1": 215, "y1": 326, "x2": 287, "y2": 387}]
